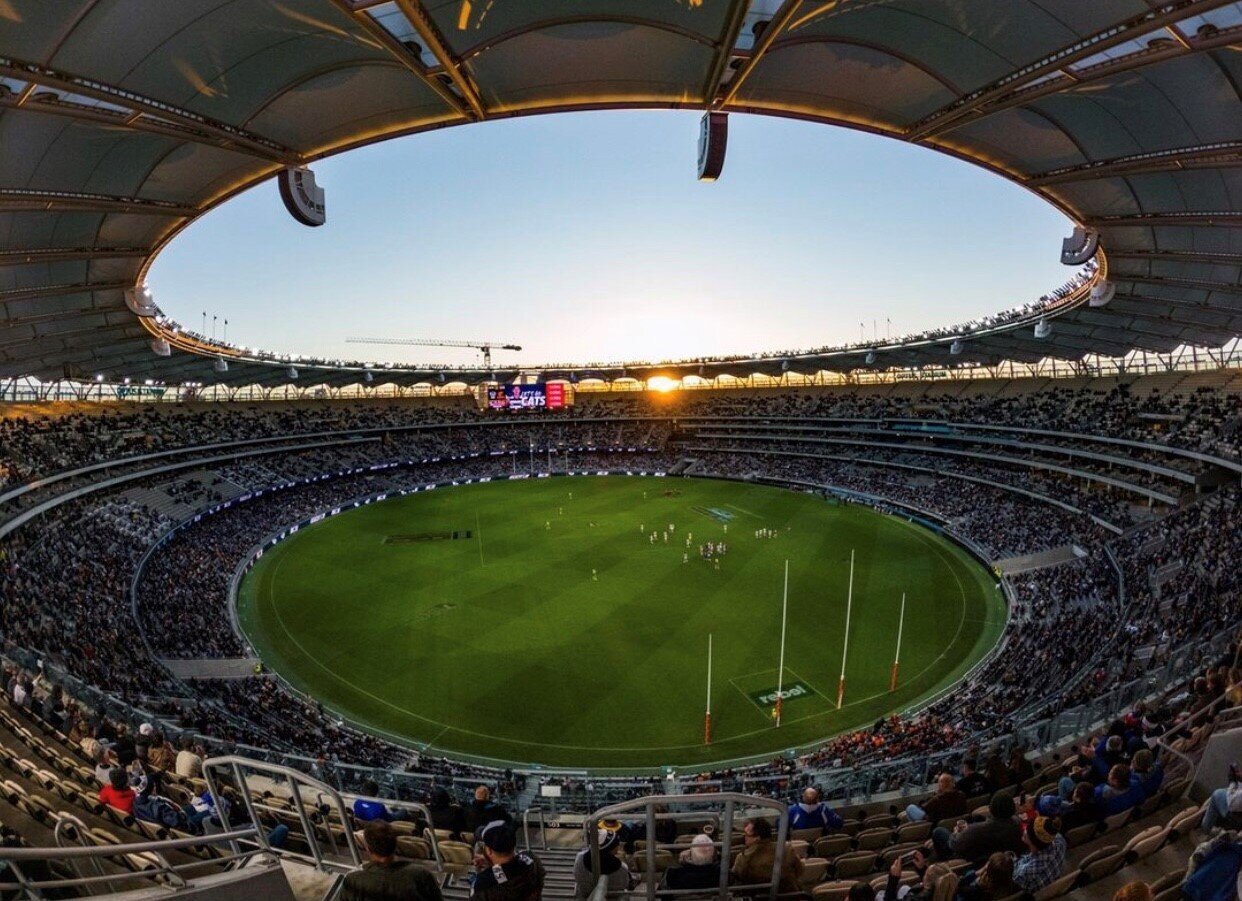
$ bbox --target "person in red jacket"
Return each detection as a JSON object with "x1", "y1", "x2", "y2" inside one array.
[{"x1": 99, "y1": 767, "x2": 135, "y2": 815}]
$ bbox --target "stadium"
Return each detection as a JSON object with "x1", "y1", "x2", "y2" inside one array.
[{"x1": 1, "y1": 2, "x2": 1241, "y2": 899}]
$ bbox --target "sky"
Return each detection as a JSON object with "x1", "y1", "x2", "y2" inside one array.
[{"x1": 149, "y1": 110, "x2": 1073, "y2": 370}]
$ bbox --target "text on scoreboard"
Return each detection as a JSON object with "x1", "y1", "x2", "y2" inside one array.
[{"x1": 487, "y1": 383, "x2": 567, "y2": 411}]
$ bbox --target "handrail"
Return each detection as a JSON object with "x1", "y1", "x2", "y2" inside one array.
[
  {"x1": 0, "y1": 826, "x2": 258, "y2": 858},
  {"x1": 337, "y1": 792, "x2": 444, "y2": 867},
  {"x1": 585, "y1": 793, "x2": 788, "y2": 901},
  {"x1": 0, "y1": 825, "x2": 261, "y2": 897},
  {"x1": 522, "y1": 806, "x2": 548, "y2": 850},
  {"x1": 203, "y1": 755, "x2": 363, "y2": 872}
]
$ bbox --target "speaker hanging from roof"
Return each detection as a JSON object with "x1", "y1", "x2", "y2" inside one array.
[
  {"x1": 1060, "y1": 226, "x2": 1098, "y2": 265},
  {"x1": 278, "y1": 167, "x2": 326, "y2": 227},
  {"x1": 865, "y1": 350, "x2": 877, "y2": 365},
  {"x1": 1089, "y1": 281, "x2": 1115, "y2": 307},
  {"x1": 950, "y1": 339, "x2": 963, "y2": 355},
  {"x1": 213, "y1": 356, "x2": 229, "y2": 373},
  {"x1": 1034, "y1": 318, "x2": 1052, "y2": 339},
  {"x1": 697, "y1": 111, "x2": 728, "y2": 182},
  {"x1": 125, "y1": 287, "x2": 158, "y2": 317},
  {"x1": 286, "y1": 366, "x2": 299, "y2": 379},
  {"x1": 150, "y1": 337, "x2": 170, "y2": 357}
]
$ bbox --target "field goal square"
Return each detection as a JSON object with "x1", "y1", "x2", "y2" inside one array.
[{"x1": 728, "y1": 668, "x2": 831, "y2": 717}]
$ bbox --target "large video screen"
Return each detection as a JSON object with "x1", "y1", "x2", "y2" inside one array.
[{"x1": 487, "y1": 383, "x2": 566, "y2": 411}]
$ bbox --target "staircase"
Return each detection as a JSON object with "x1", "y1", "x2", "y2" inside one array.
[{"x1": 441, "y1": 844, "x2": 580, "y2": 900}]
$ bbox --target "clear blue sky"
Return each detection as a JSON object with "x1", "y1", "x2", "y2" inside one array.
[{"x1": 150, "y1": 110, "x2": 1072, "y2": 370}]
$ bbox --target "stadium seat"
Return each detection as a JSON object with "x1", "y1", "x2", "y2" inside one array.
[
  {"x1": 1032, "y1": 868, "x2": 1081, "y2": 901},
  {"x1": 853, "y1": 827, "x2": 891, "y2": 851},
  {"x1": 799, "y1": 857, "x2": 829, "y2": 889},
  {"x1": 790, "y1": 827, "x2": 824, "y2": 843},
  {"x1": 832, "y1": 851, "x2": 877, "y2": 879},
  {"x1": 1077, "y1": 845, "x2": 1124, "y2": 883},
  {"x1": 894, "y1": 821, "x2": 930, "y2": 843},
  {"x1": 1122, "y1": 825, "x2": 1168, "y2": 862},
  {"x1": 814, "y1": 835, "x2": 851, "y2": 858},
  {"x1": 811, "y1": 880, "x2": 856, "y2": 900}
]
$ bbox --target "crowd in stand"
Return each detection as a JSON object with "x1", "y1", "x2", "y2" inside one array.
[{"x1": 0, "y1": 379, "x2": 1239, "y2": 813}]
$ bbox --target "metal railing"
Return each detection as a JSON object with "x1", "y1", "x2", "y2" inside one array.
[
  {"x1": 522, "y1": 805, "x2": 548, "y2": 850},
  {"x1": 586, "y1": 793, "x2": 788, "y2": 901},
  {"x1": 204, "y1": 755, "x2": 363, "y2": 872},
  {"x1": 0, "y1": 827, "x2": 261, "y2": 898}
]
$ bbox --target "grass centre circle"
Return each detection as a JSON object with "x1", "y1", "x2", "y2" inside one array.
[{"x1": 236, "y1": 475, "x2": 1006, "y2": 770}]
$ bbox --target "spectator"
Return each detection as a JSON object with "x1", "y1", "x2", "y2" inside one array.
[
  {"x1": 1052, "y1": 782, "x2": 1099, "y2": 832},
  {"x1": 471, "y1": 820, "x2": 546, "y2": 901},
  {"x1": 175, "y1": 736, "x2": 203, "y2": 779},
  {"x1": 931, "y1": 792, "x2": 1022, "y2": 864},
  {"x1": 1112, "y1": 883, "x2": 1152, "y2": 901},
  {"x1": 956, "y1": 759, "x2": 993, "y2": 799},
  {"x1": 98, "y1": 767, "x2": 136, "y2": 815},
  {"x1": 1094, "y1": 765, "x2": 1143, "y2": 817},
  {"x1": 1183, "y1": 830, "x2": 1242, "y2": 901},
  {"x1": 147, "y1": 732, "x2": 176, "y2": 772},
  {"x1": 352, "y1": 780, "x2": 397, "y2": 823},
  {"x1": 574, "y1": 824, "x2": 633, "y2": 900},
  {"x1": 907, "y1": 773, "x2": 968, "y2": 823},
  {"x1": 663, "y1": 834, "x2": 718, "y2": 892},
  {"x1": 879, "y1": 851, "x2": 957, "y2": 901},
  {"x1": 428, "y1": 787, "x2": 467, "y2": 839},
  {"x1": 958, "y1": 852, "x2": 1019, "y2": 901},
  {"x1": 341, "y1": 820, "x2": 444, "y2": 901},
  {"x1": 1201, "y1": 765, "x2": 1242, "y2": 831},
  {"x1": 789, "y1": 787, "x2": 843, "y2": 833},
  {"x1": 1130, "y1": 749, "x2": 1164, "y2": 797},
  {"x1": 1012, "y1": 817, "x2": 1066, "y2": 892},
  {"x1": 464, "y1": 785, "x2": 510, "y2": 836},
  {"x1": 731, "y1": 818, "x2": 802, "y2": 893}
]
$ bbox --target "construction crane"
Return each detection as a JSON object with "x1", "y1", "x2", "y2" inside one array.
[{"x1": 346, "y1": 337, "x2": 521, "y2": 370}]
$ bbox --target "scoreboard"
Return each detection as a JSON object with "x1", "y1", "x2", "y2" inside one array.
[{"x1": 485, "y1": 382, "x2": 569, "y2": 411}]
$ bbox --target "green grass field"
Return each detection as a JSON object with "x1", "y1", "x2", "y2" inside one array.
[{"x1": 236, "y1": 476, "x2": 1006, "y2": 770}]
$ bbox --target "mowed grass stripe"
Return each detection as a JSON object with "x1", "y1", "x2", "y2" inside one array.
[{"x1": 237, "y1": 476, "x2": 1005, "y2": 769}]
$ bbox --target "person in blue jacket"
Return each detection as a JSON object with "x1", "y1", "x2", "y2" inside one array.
[
  {"x1": 1093, "y1": 764, "x2": 1144, "y2": 817},
  {"x1": 788, "y1": 787, "x2": 843, "y2": 834}
]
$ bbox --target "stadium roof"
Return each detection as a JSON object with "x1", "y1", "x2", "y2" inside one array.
[{"x1": 1, "y1": 0, "x2": 1240, "y2": 388}]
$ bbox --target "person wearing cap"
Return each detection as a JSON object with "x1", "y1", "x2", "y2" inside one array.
[
  {"x1": 1012, "y1": 816, "x2": 1066, "y2": 892},
  {"x1": 731, "y1": 817, "x2": 802, "y2": 893},
  {"x1": 574, "y1": 821, "x2": 634, "y2": 900},
  {"x1": 341, "y1": 820, "x2": 443, "y2": 901},
  {"x1": 472, "y1": 819, "x2": 545, "y2": 901},
  {"x1": 788, "y1": 787, "x2": 843, "y2": 834},
  {"x1": 931, "y1": 792, "x2": 1023, "y2": 865},
  {"x1": 663, "y1": 834, "x2": 718, "y2": 891}
]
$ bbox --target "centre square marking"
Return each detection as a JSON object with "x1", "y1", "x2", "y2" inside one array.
[{"x1": 750, "y1": 682, "x2": 819, "y2": 707}]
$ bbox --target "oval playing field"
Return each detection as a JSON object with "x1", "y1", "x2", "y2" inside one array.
[{"x1": 236, "y1": 476, "x2": 1007, "y2": 769}]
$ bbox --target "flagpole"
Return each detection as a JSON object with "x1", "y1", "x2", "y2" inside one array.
[
  {"x1": 704, "y1": 633, "x2": 713, "y2": 744},
  {"x1": 775, "y1": 559, "x2": 789, "y2": 726},
  {"x1": 837, "y1": 549, "x2": 854, "y2": 709},
  {"x1": 890, "y1": 592, "x2": 906, "y2": 692}
]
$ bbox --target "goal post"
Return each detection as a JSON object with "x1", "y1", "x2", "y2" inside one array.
[
  {"x1": 890, "y1": 591, "x2": 906, "y2": 692},
  {"x1": 837, "y1": 549, "x2": 855, "y2": 709}
]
